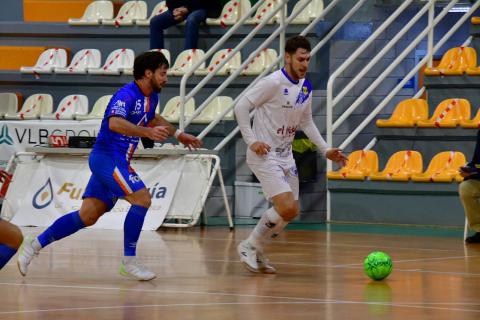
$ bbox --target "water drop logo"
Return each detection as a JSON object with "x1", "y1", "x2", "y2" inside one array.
[{"x1": 32, "y1": 178, "x2": 54, "y2": 209}]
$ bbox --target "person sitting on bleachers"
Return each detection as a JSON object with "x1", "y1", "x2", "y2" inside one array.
[
  {"x1": 459, "y1": 130, "x2": 480, "y2": 243},
  {"x1": 149, "y1": 0, "x2": 222, "y2": 50}
]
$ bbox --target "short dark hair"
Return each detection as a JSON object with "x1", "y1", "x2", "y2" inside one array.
[
  {"x1": 285, "y1": 35, "x2": 311, "y2": 54},
  {"x1": 133, "y1": 51, "x2": 169, "y2": 80}
]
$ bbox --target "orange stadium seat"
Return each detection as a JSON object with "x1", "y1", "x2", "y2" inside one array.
[
  {"x1": 416, "y1": 98, "x2": 470, "y2": 128},
  {"x1": 370, "y1": 151, "x2": 423, "y2": 181},
  {"x1": 327, "y1": 150, "x2": 378, "y2": 180},
  {"x1": 0, "y1": 46, "x2": 47, "y2": 70},
  {"x1": 376, "y1": 99, "x2": 428, "y2": 127},
  {"x1": 424, "y1": 47, "x2": 476, "y2": 76},
  {"x1": 411, "y1": 151, "x2": 466, "y2": 183},
  {"x1": 472, "y1": 16, "x2": 480, "y2": 24},
  {"x1": 460, "y1": 107, "x2": 480, "y2": 128},
  {"x1": 24, "y1": 0, "x2": 91, "y2": 22}
]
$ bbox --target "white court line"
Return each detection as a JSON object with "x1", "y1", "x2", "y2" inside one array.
[{"x1": 1, "y1": 286, "x2": 480, "y2": 315}]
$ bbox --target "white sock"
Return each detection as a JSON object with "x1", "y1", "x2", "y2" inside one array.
[
  {"x1": 247, "y1": 207, "x2": 285, "y2": 250},
  {"x1": 32, "y1": 238, "x2": 42, "y2": 252}
]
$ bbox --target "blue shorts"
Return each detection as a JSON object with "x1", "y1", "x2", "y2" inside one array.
[{"x1": 83, "y1": 151, "x2": 146, "y2": 210}]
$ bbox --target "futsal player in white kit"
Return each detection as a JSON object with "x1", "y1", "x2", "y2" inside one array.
[{"x1": 235, "y1": 36, "x2": 347, "y2": 273}]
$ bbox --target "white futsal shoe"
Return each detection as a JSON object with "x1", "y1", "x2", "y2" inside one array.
[
  {"x1": 237, "y1": 240, "x2": 260, "y2": 273},
  {"x1": 17, "y1": 236, "x2": 39, "y2": 276},
  {"x1": 257, "y1": 251, "x2": 276, "y2": 274},
  {"x1": 119, "y1": 257, "x2": 156, "y2": 281}
]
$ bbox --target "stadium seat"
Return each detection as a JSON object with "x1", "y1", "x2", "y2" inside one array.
[
  {"x1": 245, "y1": 0, "x2": 281, "y2": 25},
  {"x1": 68, "y1": 1, "x2": 114, "y2": 26},
  {"x1": 195, "y1": 49, "x2": 241, "y2": 76},
  {"x1": 369, "y1": 151, "x2": 423, "y2": 181},
  {"x1": 416, "y1": 98, "x2": 470, "y2": 128},
  {"x1": 472, "y1": 16, "x2": 480, "y2": 24},
  {"x1": 88, "y1": 49, "x2": 135, "y2": 75},
  {"x1": 290, "y1": 0, "x2": 323, "y2": 24},
  {"x1": 20, "y1": 48, "x2": 68, "y2": 74},
  {"x1": 54, "y1": 49, "x2": 101, "y2": 74},
  {"x1": 411, "y1": 151, "x2": 466, "y2": 183},
  {"x1": 191, "y1": 96, "x2": 235, "y2": 123},
  {"x1": 148, "y1": 49, "x2": 171, "y2": 65},
  {"x1": 160, "y1": 96, "x2": 195, "y2": 123},
  {"x1": 168, "y1": 49, "x2": 206, "y2": 76},
  {"x1": 4, "y1": 94, "x2": 53, "y2": 120},
  {"x1": 424, "y1": 47, "x2": 476, "y2": 76},
  {"x1": 102, "y1": 1, "x2": 148, "y2": 26},
  {"x1": 241, "y1": 48, "x2": 278, "y2": 76},
  {"x1": 327, "y1": 150, "x2": 378, "y2": 180},
  {"x1": 41, "y1": 95, "x2": 89, "y2": 120},
  {"x1": 206, "y1": 0, "x2": 251, "y2": 26},
  {"x1": 376, "y1": 99, "x2": 428, "y2": 127},
  {"x1": 76, "y1": 95, "x2": 112, "y2": 120},
  {"x1": 136, "y1": 1, "x2": 167, "y2": 26},
  {"x1": 0, "y1": 93, "x2": 22, "y2": 119},
  {"x1": 460, "y1": 107, "x2": 480, "y2": 128}
]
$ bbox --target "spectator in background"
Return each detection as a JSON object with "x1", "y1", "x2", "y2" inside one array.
[
  {"x1": 459, "y1": 130, "x2": 480, "y2": 243},
  {"x1": 150, "y1": 0, "x2": 222, "y2": 50}
]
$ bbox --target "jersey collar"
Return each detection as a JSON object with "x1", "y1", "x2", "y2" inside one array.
[{"x1": 281, "y1": 68, "x2": 299, "y2": 85}]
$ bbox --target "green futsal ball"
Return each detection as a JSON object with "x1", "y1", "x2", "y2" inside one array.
[{"x1": 364, "y1": 251, "x2": 393, "y2": 281}]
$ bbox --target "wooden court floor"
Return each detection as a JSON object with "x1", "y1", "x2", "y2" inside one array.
[{"x1": 0, "y1": 225, "x2": 480, "y2": 319}]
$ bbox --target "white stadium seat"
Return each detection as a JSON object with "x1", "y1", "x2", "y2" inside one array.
[
  {"x1": 4, "y1": 94, "x2": 53, "y2": 120},
  {"x1": 192, "y1": 96, "x2": 235, "y2": 123},
  {"x1": 0, "y1": 93, "x2": 21, "y2": 119},
  {"x1": 54, "y1": 49, "x2": 101, "y2": 74},
  {"x1": 167, "y1": 49, "x2": 205, "y2": 76},
  {"x1": 20, "y1": 48, "x2": 67, "y2": 74},
  {"x1": 41, "y1": 95, "x2": 89, "y2": 120},
  {"x1": 68, "y1": 1, "x2": 114, "y2": 26},
  {"x1": 76, "y1": 95, "x2": 112, "y2": 120},
  {"x1": 136, "y1": 1, "x2": 168, "y2": 26},
  {"x1": 102, "y1": 1, "x2": 148, "y2": 26},
  {"x1": 241, "y1": 48, "x2": 278, "y2": 76},
  {"x1": 88, "y1": 49, "x2": 135, "y2": 75},
  {"x1": 160, "y1": 96, "x2": 195, "y2": 123},
  {"x1": 195, "y1": 49, "x2": 241, "y2": 76}
]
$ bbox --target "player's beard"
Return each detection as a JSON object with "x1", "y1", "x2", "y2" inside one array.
[{"x1": 151, "y1": 79, "x2": 163, "y2": 93}]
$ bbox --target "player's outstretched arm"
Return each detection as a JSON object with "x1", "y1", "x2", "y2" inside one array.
[
  {"x1": 109, "y1": 116, "x2": 170, "y2": 141},
  {"x1": 149, "y1": 114, "x2": 203, "y2": 150}
]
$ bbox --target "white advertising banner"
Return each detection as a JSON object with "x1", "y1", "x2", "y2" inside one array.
[
  {"x1": 0, "y1": 120, "x2": 101, "y2": 168},
  {"x1": 4, "y1": 155, "x2": 185, "y2": 230}
]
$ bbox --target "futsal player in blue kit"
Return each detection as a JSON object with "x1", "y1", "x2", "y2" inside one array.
[{"x1": 17, "y1": 51, "x2": 202, "y2": 280}]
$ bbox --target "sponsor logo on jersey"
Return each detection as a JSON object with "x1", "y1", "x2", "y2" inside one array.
[{"x1": 283, "y1": 88, "x2": 289, "y2": 95}]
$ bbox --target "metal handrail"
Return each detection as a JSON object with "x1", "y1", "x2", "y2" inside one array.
[
  {"x1": 182, "y1": 0, "x2": 314, "y2": 130},
  {"x1": 332, "y1": 0, "x2": 458, "y2": 139},
  {"x1": 177, "y1": 0, "x2": 264, "y2": 131},
  {"x1": 326, "y1": 0, "x2": 422, "y2": 164},
  {"x1": 210, "y1": 0, "x2": 356, "y2": 149},
  {"x1": 338, "y1": 1, "x2": 480, "y2": 151}
]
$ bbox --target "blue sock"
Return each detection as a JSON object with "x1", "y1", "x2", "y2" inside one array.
[
  {"x1": 124, "y1": 205, "x2": 148, "y2": 256},
  {"x1": 0, "y1": 244, "x2": 17, "y2": 270},
  {"x1": 37, "y1": 211, "x2": 85, "y2": 248}
]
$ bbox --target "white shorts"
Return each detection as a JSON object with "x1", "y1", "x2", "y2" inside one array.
[{"x1": 247, "y1": 152, "x2": 299, "y2": 201}]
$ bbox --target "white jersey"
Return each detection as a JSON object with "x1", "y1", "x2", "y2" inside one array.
[{"x1": 245, "y1": 69, "x2": 313, "y2": 165}]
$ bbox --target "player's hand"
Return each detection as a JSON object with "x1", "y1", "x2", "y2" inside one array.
[
  {"x1": 326, "y1": 148, "x2": 347, "y2": 167},
  {"x1": 147, "y1": 126, "x2": 170, "y2": 141},
  {"x1": 250, "y1": 141, "x2": 271, "y2": 156},
  {"x1": 177, "y1": 132, "x2": 202, "y2": 150},
  {"x1": 173, "y1": 7, "x2": 188, "y2": 21}
]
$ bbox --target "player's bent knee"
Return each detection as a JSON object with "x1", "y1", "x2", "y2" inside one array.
[
  {"x1": 277, "y1": 203, "x2": 299, "y2": 221},
  {"x1": 11, "y1": 224, "x2": 23, "y2": 249}
]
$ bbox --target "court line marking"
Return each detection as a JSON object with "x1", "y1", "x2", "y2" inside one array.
[{"x1": 1, "y1": 291, "x2": 480, "y2": 315}]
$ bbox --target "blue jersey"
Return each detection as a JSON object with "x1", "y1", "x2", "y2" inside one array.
[{"x1": 94, "y1": 81, "x2": 158, "y2": 161}]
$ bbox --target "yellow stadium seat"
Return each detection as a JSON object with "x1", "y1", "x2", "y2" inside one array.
[
  {"x1": 370, "y1": 151, "x2": 423, "y2": 181},
  {"x1": 472, "y1": 16, "x2": 480, "y2": 24},
  {"x1": 460, "y1": 107, "x2": 480, "y2": 128},
  {"x1": 411, "y1": 151, "x2": 466, "y2": 182},
  {"x1": 376, "y1": 99, "x2": 428, "y2": 127},
  {"x1": 424, "y1": 47, "x2": 476, "y2": 76},
  {"x1": 416, "y1": 98, "x2": 470, "y2": 128},
  {"x1": 327, "y1": 150, "x2": 378, "y2": 180}
]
